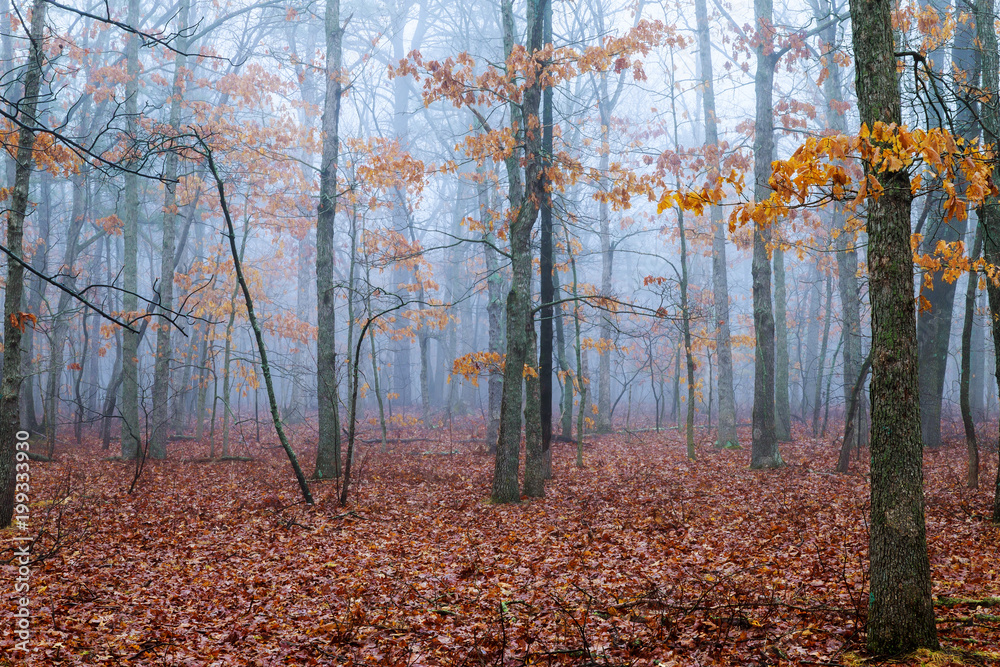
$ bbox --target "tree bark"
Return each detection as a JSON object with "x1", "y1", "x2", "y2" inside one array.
[
  {"x1": 916, "y1": 0, "x2": 966, "y2": 450},
  {"x1": 523, "y1": 312, "x2": 544, "y2": 497},
  {"x1": 695, "y1": 0, "x2": 737, "y2": 448},
  {"x1": 852, "y1": 0, "x2": 938, "y2": 651},
  {"x1": 315, "y1": 0, "x2": 343, "y2": 480},
  {"x1": 773, "y1": 244, "x2": 791, "y2": 441},
  {"x1": 0, "y1": 0, "x2": 46, "y2": 528},
  {"x1": 749, "y1": 0, "x2": 781, "y2": 469},
  {"x1": 975, "y1": 0, "x2": 1000, "y2": 524},
  {"x1": 961, "y1": 223, "x2": 982, "y2": 488},
  {"x1": 813, "y1": 273, "x2": 833, "y2": 436},
  {"x1": 812, "y1": 0, "x2": 869, "y2": 453},
  {"x1": 150, "y1": 0, "x2": 190, "y2": 459},
  {"x1": 121, "y1": 0, "x2": 141, "y2": 460},
  {"x1": 492, "y1": 0, "x2": 547, "y2": 503}
]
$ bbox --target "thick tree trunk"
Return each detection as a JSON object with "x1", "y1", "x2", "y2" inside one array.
[
  {"x1": 852, "y1": 0, "x2": 938, "y2": 651},
  {"x1": 315, "y1": 0, "x2": 343, "y2": 480},
  {"x1": 695, "y1": 0, "x2": 737, "y2": 448},
  {"x1": 492, "y1": 0, "x2": 546, "y2": 503},
  {"x1": 538, "y1": 0, "x2": 554, "y2": 477},
  {"x1": 0, "y1": 0, "x2": 45, "y2": 529},
  {"x1": 976, "y1": 0, "x2": 1000, "y2": 525},
  {"x1": 749, "y1": 0, "x2": 781, "y2": 469},
  {"x1": 523, "y1": 313, "x2": 544, "y2": 497}
]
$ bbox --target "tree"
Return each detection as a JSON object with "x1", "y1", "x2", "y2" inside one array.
[
  {"x1": 121, "y1": 0, "x2": 141, "y2": 461},
  {"x1": 315, "y1": 0, "x2": 345, "y2": 481},
  {"x1": 149, "y1": 0, "x2": 191, "y2": 459},
  {"x1": 976, "y1": 0, "x2": 1000, "y2": 524},
  {"x1": 749, "y1": 0, "x2": 781, "y2": 470},
  {"x1": 850, "y1": 0, "x2": 938, "y2": 652},
  {"x1": 492, "y1": 0, "x2": 546, "y2": 503},
  {"x1": 694, "y1": 0, "x2": 738, "y2": 449},
  {"x1": 0, "y1": 0, "x2": 46, "y2": 529}
]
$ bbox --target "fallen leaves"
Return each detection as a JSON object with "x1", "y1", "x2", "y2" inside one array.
[{"x1": 2, "y1": 421, "x2": 999, "y2": 665}]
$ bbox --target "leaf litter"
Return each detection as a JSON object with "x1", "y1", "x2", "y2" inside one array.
[{"x1": 2, "y1": 421, "x2": 999, "y2": 666}]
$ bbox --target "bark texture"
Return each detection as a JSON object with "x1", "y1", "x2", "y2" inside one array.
[
  {"x1": 976, "y1": 0, "x2": 1000, "y2": 524},
  {"x1": 0, "y1": 0, "x2": 45, "y2": 528},
  {"x1": 694, "y1": 0, "x2": 737, "y2": 448},
  {"x1": 315, "y1": 0, "x2": 343, "y2": 480},
  {"x1": 121, "y1": 0, "x2": 141, "y2": 460},
  {"x1": 150, "y1": 0, "x2": 190, "y2": 459},
  {"x1": 852, "y1": 0, "x2": 938, "y2": 651},
  {"x1": 750, "y1": 0, "x2": 781, "y2": 469}
]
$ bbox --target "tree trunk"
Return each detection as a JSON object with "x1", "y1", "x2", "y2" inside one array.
[
  {"x1": 773, "y1": 244, "x2": 791, "y2": 441},
  {"x1": 853, "y1": 0, "x2": 938, "y2": 651},
  {"x1": 315, "y1": 0, "x2": 343, "y2": 480},
  {"x1": 596, "y1": 116, "x2": 613, "y2": 434},
  {"x1": 802, "y1": 266, "x2": 822, "y2": 424},
  {"x1": 150, "y1": 0, "x2": 189, "y2": 459},
  {"x1": 554, "y1": 267, "x2": 573, "y2": 440},
  {"x1": 121, "y1": 0, "x2": 141, "y2": 460},
  {"x1": 204, "y1": 146, "x2": 313, "y2": 505},
  {"x1": 695, "y1": 0, "x2": 737, "y2": 448},
  {"x1": 961, "y1": 223, "x2": 982, "y2": 488},
  {"x1": 679, "y1": 205, "x2": 696, "y2": 460},
  {"x1": 492, "y1": 0, "x2": 546, "y2": 503},
  {"x1": 523, "y1": 312, "x2": 544, "y2": 497},
  {"x1": 813, "y1": 0, "x2": 869, "y2": 453},
  {"x1": 975, "y1": 0, "x2": 1000, "y2": 525},
  {"x1": 478, "y1": 159, "x2": 504, "y2": 453},
  {"x1": 538, "y1": 0, "x2": 554, "y2": 477},
  {"x1": 813, "y1": 273, "x2": 833, "y2": 436},
  {"x1": 0, "y1": 0, "x2": 46, "y2": 529},
  {"x1": 749, "y1": 0, "x2": 781, "y2": 469},
  {"x1": 45, "y1": 163, "x2": 89, "y2": 458},
  {"x1": 916, "y1": 0, "x2": 967, "y2": 450}
]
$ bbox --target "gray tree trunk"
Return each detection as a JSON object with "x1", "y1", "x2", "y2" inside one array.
[
  {"x1": 916, "y1": 0, "x2": 964, "y2": 450},
  {"x1": 150, "y1": 0, "x2": 189, "y2": 459},
  {"x1": 801, "y1": 266, "x2": 822, "y2": 422},
  {"x1": 749, "y1": 0, "x2": 781, "y2": 469},
  {"x1": 811, "y1": 0, "x2": 869, "y2": 453},
  {"x1": 315, "y1": 0, "x2": 344, "y2": 480},
  {"x1": 121, "y1": 0, "x2": 141, "y2": 460},
  {"x1": 695, "y1": 0, "x2": 737, "y2": 447},
  {"x1": 773, "y1": 244, "x2": 791, "y2": 441}
]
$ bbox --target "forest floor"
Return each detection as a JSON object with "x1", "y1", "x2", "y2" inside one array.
[{"x1": 2, "y1": 419, "x2": 1000, "y2": 666}]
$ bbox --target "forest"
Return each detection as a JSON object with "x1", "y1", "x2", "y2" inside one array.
[{"x1": 2, "y1": 0, "x2": 1000, "y2": 664}]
